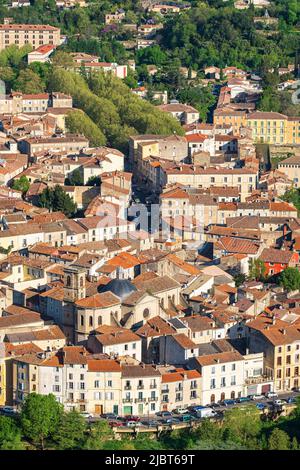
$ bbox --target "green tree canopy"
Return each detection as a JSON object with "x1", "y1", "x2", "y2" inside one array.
[
  {"x1": 12, "y1": 175, "x2": 30, "y2": 194},
  {"x1": 279, "y1": 267, "x2": 300, "y2": 292},
  {"x1": 20, "y1": 393, "x2": 63, "y2": 449},
  {"x1": 38, "y1": 185, "x2": 77, "y2": 217}
]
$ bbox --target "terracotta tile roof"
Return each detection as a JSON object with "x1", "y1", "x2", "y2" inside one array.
[
  {"x1": 166, "y1": 253, "x2": 201, "y2": 275},
  {"x1": 5, "y1": 342, "x2": 43, "y2": 356},
  {"x1": 5, "y1": 325, "x2": 65, "y2": 343},
  {"x1": 106, "y1": 252, "x2": 140, "y2": 270},
  {"x1": 121, "y1": 364, "x2": 161, "y2": 378},
  {"x1": 87, "y1": 358, "x2": 121, "y2": 372},
  {"x1": 136, "y1": 316, "x2": 176, "y2": 337},
  {"x1": 196, "y1": 350, "x2": 244, "y2": 366},
  {"x1": 180, "y1": 315, "x2": 216, "y2": 331},
  {"x1": 133, "y1": 275, "x2": 180, "y2": 293},
  {"x1": 94, "y1": 330, "x2": 141, "y2": 346},
  {"x1": 75, "y1": 292, "x2": 121, "y2": 309},
  {"x1": 173, "y1": 333, "x2": 197, "y2": 349},
  {"x1": 161, "y1": 369, "x2": 201, "y2": 383},
  {"x1": 216, "y1": 237, "x2": 260, "y2": 255},
  {"x1": 39, "y1": 286, "x2": 64, "y2": 301},
  {"x1": 247, "y1": 315, "x2": 300, "y2": 346},
  {"x1": 260, "y1": 248, "x2": 296, "y2": 264}
]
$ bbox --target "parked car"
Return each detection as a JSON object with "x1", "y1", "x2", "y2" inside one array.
[
  {"x1": 274, "y1": 399, "x2": 286, "y2": 406},
  {"x1": 124, "y1": 415, "x2": 140, "y2": 422},
  {"x1": 108, "y1": 420, "x2": 123, "y2": 428},
  {"x1": 189, "y1": 405, "x2": 205, "y2": 412},
  {"x1": 237, "y1": 397, "x2": 251, "y2": 403},
  {"x1": 250, "y1": 394, "x2": 265, "y2": 401},
  {"x1": 220, "y1": 399, "x2": 236, "y2": 406},
  {"x1": 80, "y1": 412, "x2": 93, "y2": 419},
  {"x1": 265, "y1": 391, "x2": 278, "y2": 399},
  {"x1": 196, "y1": 408, "x2": 217, "y2": 419},
  {"x1": 178, "y1": 414, "x2": 193, "y2": 422},
  {"x1": 143, "y1": 420, "x2": 159, "y2": 427},
  {"x1": 292, "y1": 387, "x2": 300, "y2": 393},
  {"x1": 209, "y1": 403, "x2": 221, "y2": 409},
  {"x1": 164, "y1": 417, "x2": 180, "y2": 424},
  {"x1": 0, "y1": 406, "x2": 18, "y2": 415},
  {"x1": 158, "y1": 411, "x2": 173, "y2": 419},
  {"x1": 256, "y1": 403, "x2": 266, "y2": 410},
  {"x1": 286, "y1": 397, "x2": 296, "y2": 404},
  {"x1": 100, "y1": 413, "x2": 118, "y2": 420},
  {"x1": 173, "y1": 408, "x2": 189, "y2": 415},
  {"x1": 126, "y1": 420, "x2": 141, "y2": 428}
]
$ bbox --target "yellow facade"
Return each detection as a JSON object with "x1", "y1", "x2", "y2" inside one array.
[
  {"x1": 247, "y1": 113, "x2": 300, "y2": 145},
  {"x1": 213, "y1": 111, "x2": 247, "y2": 134},
  {"x1": 0, "y1": 358, "x2": 6, "y2": 406}
]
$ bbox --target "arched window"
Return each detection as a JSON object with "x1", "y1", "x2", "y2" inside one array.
[
  {"x1": 210, "y1": 394, "x2": 215, "y2": 404},
  {"x1": 231, "y1": 391, "x2": 235, "y2": 399},
  {"x1": 98, "y1": 316, "x2": 102, "y2": 326},
  {"x1": 143, "y1": 308, "x2": 150, "y2": 319},
  {"x1": 80, "y1": 315, "x2": 84, "y2": 326},
  {"x1": 220, "y1": 392, "x2": 225, "y2": 401},
  {"x1": 80, "y1": 277, "x2": 84, "y2": 288},
  {"x1": 66, "y1": 275, "x2": 71, "y2": 287},
  {"x1": 89, "y1": 316, "x2": 93, "y2": 327}
]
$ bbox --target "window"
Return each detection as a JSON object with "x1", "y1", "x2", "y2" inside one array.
[
  {"x1": 89, "y1": 316, "x2": 93, "y2": 327},
  {"x1": 107, "y1": 380, "x2": 112, "y2": 388},
  {"x1": 66, "y1": 275, "x2": 71, "y2": 287},
  {"x1": 221, "y1": 365, "x2": 226, "y2": 373}
]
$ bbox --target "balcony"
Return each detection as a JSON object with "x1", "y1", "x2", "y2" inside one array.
[
  {"x1": 135, "y1": 398, "x2": 147, "y2": 403},
  {"x1": 137, "y1": 385, "x2": 144, "y2": 390},
  {"x1": 150, "y1": 383, "x2": 157, "y2": 389},
  {"x1": 162, "y1": 398, "x2": 169, "y2": 403},
  {"x1": 175, "y1": 387, "x2": 183, "y2": 392},
  {"x1": 149, "y1": 397, "x2": 158, "y2": 402},
  {"x1": 122, "y1": 398, "x2": 133, "y2": 403},
  {"x1": 76, "y1": 399, "x2": 87, "y2": 403},
  {"x1": 162, "y1": 388, "x2": 169, "y2": 393},
  {"x1": 190, "y1": 384, "x2": 197, "y2": 390},
  {"x1": 124, "y1": 385, "x2": 132, "y2": 390},
  {"x1": 245, "y1": 375, "x2": 273, "y2": 385}
]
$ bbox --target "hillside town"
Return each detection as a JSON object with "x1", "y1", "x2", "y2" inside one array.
[{"x1": 0, "y1": 0, "x2": 298, "y2": 452}]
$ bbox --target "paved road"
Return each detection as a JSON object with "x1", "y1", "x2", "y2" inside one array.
[{"x1": 86, "y1": 391, "x2": 300, "y2": 429}]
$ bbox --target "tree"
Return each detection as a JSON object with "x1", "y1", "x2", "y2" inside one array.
[
  {"x1": 279, "y1": 267, "x2": 300, "y2": 292},
  {"x1": 0, "y1": 415, "x2": 24, "y2": 450},
  {"x1": 12, "y1": 175, "x2": 30, "y2": 194},
  {"x1": 234, "y1": 273, "x2": 246, "y2": 287},
  {"x1": 65, "y1": 168, "x2": 84, "y2": 186},
  {"x1": 55, "y1": 411, "x2": 86, "y2": 450},
  {"x1": 65, "y1": 110, "x2": 106, "y2": 147},
  {"x1": 249, "y1": 258, "x2": 266, "y2": 281},
  {"x1": 82, "y1": 420, "x2": 113, "y2": 450},
  {"x1": 20, "y1": 393, "x2": 63, "y2": 450},
  {"x1": 222, "y1": 406, "x2": 261, "y2": 448},
  {"x1": 51, "y1": 51, "x2": 75, "y2": 68},
  {"x1": 38, "y1": 185, "x2": 77, "y2": 217},
  {"x1": 14, "y1": 69, "x2": 45, "y2": 94},
  {"x1": 268, "y1": 428, "x2": 290, "y2": 450},
  {"x1": 86, "y1": 175, "x2": 101, "y2": 186}
]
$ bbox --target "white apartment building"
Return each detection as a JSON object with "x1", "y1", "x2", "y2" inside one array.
[{"x1": 195, "y1": 351, "x2": 245, "y2": 405}]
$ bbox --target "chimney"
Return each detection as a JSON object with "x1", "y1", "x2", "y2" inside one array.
[
  {"x1": 281, "y1": 328, "x2": 286, "y2": 335},
  {"x1": 272, "y1": 316, "x2": 276, "y2": 325},
  {"x1": 246, "y1": 348, "x2": 249, "y2": 355}
]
